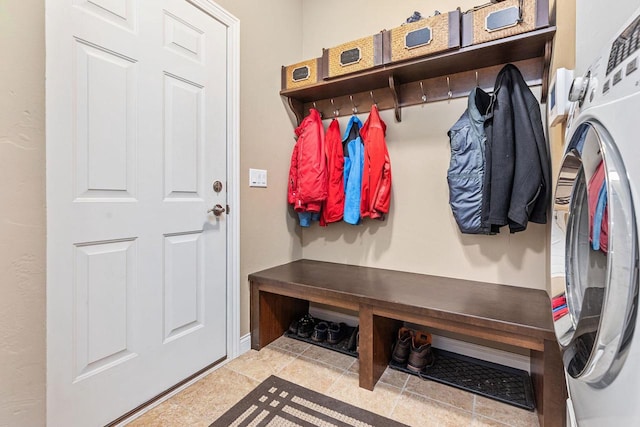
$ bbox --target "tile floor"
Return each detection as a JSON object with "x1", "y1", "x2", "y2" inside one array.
[{"x1": 127, "y1": 336, "x2": 540, "y2": 427}]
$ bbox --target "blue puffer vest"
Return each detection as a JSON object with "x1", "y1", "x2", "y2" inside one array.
[{"x1": 447, "y1": 87, "x2": 492, "y2": 234}]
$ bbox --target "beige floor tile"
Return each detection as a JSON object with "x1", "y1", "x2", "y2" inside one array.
[
  {"x1": 392, "y1": 392, "x2": 474, "y2": 427},
  {"x1": 378, "y1": 367, "x2": 410, "y2": 389},
  {"x1": 470, "y1": 415, "x2": 512, "y2": 426},
  {"x1": 126, "y1": 401, "x2": 208, "y2": 427},
  {"x1": 269, "y1": 335, "x2": 312, "y2": 355},
  {"x1": 474, "y1": 396, "x2": 539, "y2": 427},
  {"x1": 300, "y1": 344, "x2": 357, "y2": 371},
  {"x1": 404, "y1": 375, "x2": 474, "y2": 412},
  {"x1": 276, "y1": 355, "x2": 347, "y2": 394},
  {"x1": 171, "y1": 367, "x2": 259, "y2": 421},
  {"x1": 224, "y1": 347, "x2": 297, "y2": 382},
  {"x1": 325, "y1": 372, "x2": 402, "y2": 418}
]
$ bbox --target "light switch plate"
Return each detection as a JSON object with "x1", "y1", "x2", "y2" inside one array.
[{"x1": 249, "y1": 168, "x2": 267, "y2": 187}]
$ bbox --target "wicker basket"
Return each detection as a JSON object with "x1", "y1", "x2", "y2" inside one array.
[
  {"x1": 282, "y1": 58, "x2": 322, "y2": 90},
  {"x1": 385, "y1": 9, "x2": 461, "y2": 64},
  {"x1": 322, "y1": 33, "x2": 384, "y2": 79},
  {"x1": 461, "y1": 0, "x2": 549, "y2": 47}
]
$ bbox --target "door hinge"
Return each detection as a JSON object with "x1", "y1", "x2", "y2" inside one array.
[{"x1": 226, "y1": 204, "x2": 230, "y2": 214}]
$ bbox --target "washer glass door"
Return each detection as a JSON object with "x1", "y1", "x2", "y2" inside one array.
[{"x1": 552, "y1": 121, "x2": 638, "y2": 387}]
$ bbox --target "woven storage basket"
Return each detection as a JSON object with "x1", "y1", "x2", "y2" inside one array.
[
  {"x1": 461, "y1": 0, "x2": 549, "y2": 47},
  {"x1": 322, "y1": 33, "x2": 384, "y2": 79},
  {"x1": 386, "y1": 9, "x2": 461, "y2": 64},
  {"x1": 282, "y1": 58, "x2": 322, "y2": 90}
]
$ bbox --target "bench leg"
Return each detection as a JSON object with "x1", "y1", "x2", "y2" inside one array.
[
  {"x1": 358, "y1": 304, "x2": 401, "y2": 390},
  {"x1": 531, "y1": 339, "x2": 567, "y2": 427},
  {"x1": 250, "y1": 282, "x2": 308, "y2": 350}
]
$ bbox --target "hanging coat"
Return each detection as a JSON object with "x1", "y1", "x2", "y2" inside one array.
[
  {"x1": 447, "y1": 87, "x2": 492, "y2": 234},
  {"x1": 343, "y1": 116, "x2": 364, "y2": 225},
  {"x1": 288, "y1": 109, "x2": 327, "y2": 226},
  {"x1": 483, "y1": 64, "x2": 550, "y2": 233},
  {"x1": 360, "y1": 105, "x2": 391, "y2": 220},
  {"x1": 321, "y1": 119, "x2": 344, "y2": 225}
]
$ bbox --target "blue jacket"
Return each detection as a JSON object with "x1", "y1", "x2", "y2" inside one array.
[
  {"x1": 343, "y1": 116, "x2": 364, "y2": 225},
  {"x1": 447, "y1": 87, "x2": 492, "y2": 234}
]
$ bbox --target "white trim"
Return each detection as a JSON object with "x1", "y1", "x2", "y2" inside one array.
[
  {"x1": 188, "y1": 0, "x2": 241, "y2": 361},
  {"x1": 240, "y1": 333, "x2": 252, "y2": 355},
  {"x1": 431, "y1": 334, "x2": 531, "y2": 372}
]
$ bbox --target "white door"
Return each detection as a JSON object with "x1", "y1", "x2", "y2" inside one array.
[{"x1": 46, "y1": 1, "x2": 232, "y2": 425}]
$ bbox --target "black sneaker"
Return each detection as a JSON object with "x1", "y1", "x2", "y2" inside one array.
[
  {"x1": 327, "y1": 322, "x2": 346, "y2": 344},
  {"x1": 296, "y1": 314, "x2": 315, "y2": 338},
  {"x1": 346, "y1": 325, "x2": 359, "y2": 352},
  {"x1": 311, "y1": 321, "x2": 329, "y2": 342}
]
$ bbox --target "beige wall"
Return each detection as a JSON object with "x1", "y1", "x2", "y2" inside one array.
[
  {"x1": 0, "y1": 1, "x2": 46, "y2": 426},
  {"x1": 213, "y1": 0, "x2": 304, "y2": 335},
  {"x1": 300, "y1": 0, "x2": 549, "y2": 289}
]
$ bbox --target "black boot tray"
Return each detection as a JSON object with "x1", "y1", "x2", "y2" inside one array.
[
  {"x1": 283, "y1": 319, "x2": 358, "y2": 358},
  {"x1": 389, "y1": 348, "x2": 535, "y2": 411}
]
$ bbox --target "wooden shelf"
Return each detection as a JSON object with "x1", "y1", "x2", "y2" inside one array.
[{"x1": 281, "y1": 26, "x2": 556, "y2": 124}]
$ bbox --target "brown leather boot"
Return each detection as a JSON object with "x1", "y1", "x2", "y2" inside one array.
[
  {"x1": 391, "y1": 327, "x2": 414, "y2": 364},
  {"x1": 407, "y1": 330, "x2": 434, "y2": 373}
]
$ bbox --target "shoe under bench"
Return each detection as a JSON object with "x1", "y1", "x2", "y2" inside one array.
[{"x1": 249, "y1": 259, "x2": 566, "y2": 427}]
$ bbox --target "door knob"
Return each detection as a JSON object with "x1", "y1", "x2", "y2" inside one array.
[{"x1": 207, "y1": 204, "x2": 225, "y2": 216}]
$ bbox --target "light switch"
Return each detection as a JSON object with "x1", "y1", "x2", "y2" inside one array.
[{"x1": 249, "y1": 168, "x2": 267, "y2": 187}]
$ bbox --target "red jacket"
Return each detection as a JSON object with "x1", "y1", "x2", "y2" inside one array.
[
  {"x1": 360, "y1": 105, "x2": 391, "y2": 219},
  {"x1": 288, "y1": 109, "x2": 327, "y2": 213},
  {"x1": 321, "y1": 119, "x2": 344, "y2": 225}
]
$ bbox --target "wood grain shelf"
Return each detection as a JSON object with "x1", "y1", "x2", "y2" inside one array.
[{"x1": 281, "y1": 26, "x2": 556, "y2": 124}]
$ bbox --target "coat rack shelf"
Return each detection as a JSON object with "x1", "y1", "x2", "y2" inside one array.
[{"x1": 281, "y1": 26, "x2": 556, "y2": 124}]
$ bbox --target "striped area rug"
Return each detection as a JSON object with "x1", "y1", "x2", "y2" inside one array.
[{"x1": 210, "y1": 375, "x2": 408, "y2": 427}]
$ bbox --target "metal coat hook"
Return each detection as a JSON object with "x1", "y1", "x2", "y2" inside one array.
[
  {"x1": 475, "y1": 71, "x2": 479, "y2": 87},
  {"x1": 370, "y1": 91, "x2": 377, "y2": 106},
  {"x1": 313, "y1": 102, "x2": 322, "y2": 118},
  {"x1": 330, "y1": 98, "x2": 339, "y2": 118},
  {"x1": 350, "y1": 95, "x2": 358, "y2": 114},
  {"x1": 446, "y1": 76, "x2": 453, "y2": 100},
  {"x1": 419, "y1": 81, "x2": 427, "y2": 102}
]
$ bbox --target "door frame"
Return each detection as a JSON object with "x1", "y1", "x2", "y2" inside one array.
[
  {"x1": 44, "y1": 0, "x2": 241, "y2": 415},
  {"x1": 187, "y1": 0, "x2": 241, "y2": 362}
]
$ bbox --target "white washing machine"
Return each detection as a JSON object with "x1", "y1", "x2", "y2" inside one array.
[{"x1": 552, "y1": 9, "x2": 640, "y2": 427}]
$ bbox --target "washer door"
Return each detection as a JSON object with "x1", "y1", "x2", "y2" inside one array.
[{"x1": 552, "y1": 120, "x2": 639, "y2": 387}]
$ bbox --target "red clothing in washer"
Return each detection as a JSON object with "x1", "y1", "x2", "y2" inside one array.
[
  {"x1": 288, "y1": 109, "x2": 327, "y2": 215},
  {"x1": 321, "y1": 119, "x2": 344, "y2": 225},
  {"x1": 360, "y1": 105, "x2": 392, "y2": 219}
]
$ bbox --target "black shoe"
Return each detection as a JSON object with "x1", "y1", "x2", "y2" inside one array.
[
  {"x1": 327, "y1": 322, "x2": 346, "y2": 344},
  {"x1": 288, "y1": 319, "x2": 299, "y2": 334},
  {"x1": 296, "y1": 314, "x2": 315, "y2": 338},
  {"x1": 346, "y1": 325, "x2": 359, "y2": 352},
  {"x1": 311, "y1": 321, "x2": 329, "y2": 342}
]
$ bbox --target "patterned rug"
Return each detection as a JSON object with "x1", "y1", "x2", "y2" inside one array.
[{"x1": 210, "y1": 375, "x2": 408, "y2": 427}]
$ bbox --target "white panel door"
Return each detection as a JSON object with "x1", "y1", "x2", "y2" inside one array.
[{"x1": 46, "y1": 1, "x2": 229, "y2": 425}]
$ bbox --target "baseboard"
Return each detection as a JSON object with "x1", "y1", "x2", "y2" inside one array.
[
  {"x1": 431, "y1": 334, "x2": 530, "y2": 372},
  {"x1": 308, "y1": 304, "x2": 359, "y2": 327},
  {"x1": 240, "y1": 333, "x2": 252, "y2": 355}
]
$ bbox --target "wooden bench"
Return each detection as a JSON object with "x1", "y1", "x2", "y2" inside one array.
[{"x1": 249, "y1": 259, "x2": 566, "y2": 427}]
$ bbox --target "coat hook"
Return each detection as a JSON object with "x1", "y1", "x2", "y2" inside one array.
[
  {"x1": 370, "y1": 91, "x2": 377, "y2": 106},
  {"x1": 419, "y1": 81, "x2": 427, "y2": 102},
  {"x1": 313, "y1": 102, "x2": 322, "y2": 118},
  {"x1": 475, "y1": 71, "x2": 479, "y2": 87},
  {"x1": 330, "y1": 98, "x2": 339, "y2": 118},
  {"x1": 447, "y1": 76, "x2": 452, "y2": 99},
  {"x1": 350, "y1": 95, "x2": 358, "y2": 114}
]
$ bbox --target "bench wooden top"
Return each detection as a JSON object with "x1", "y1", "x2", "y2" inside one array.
[{"x1": 249, "y1": 259, "x2": 555, "y2": 342}]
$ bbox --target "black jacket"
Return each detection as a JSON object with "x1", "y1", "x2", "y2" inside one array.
[{"x1": 483, "y1": 64, "x2": 550, "y2": 233}]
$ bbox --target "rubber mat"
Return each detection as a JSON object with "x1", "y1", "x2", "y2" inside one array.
[
  {"x1": 283, "y1": 318, "x2": 358, "y2": 358},
  {"x1": 389, "y1": 348, "x2": 536, "y2": 410}
]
